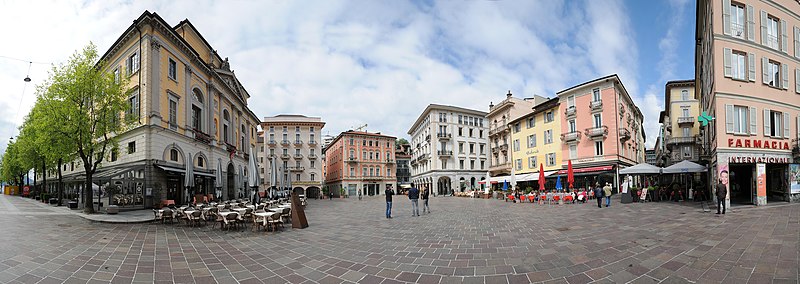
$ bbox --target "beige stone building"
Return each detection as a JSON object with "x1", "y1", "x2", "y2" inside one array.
[
  {"x1": 486, "y1": 92, "x2": 545, "y2": 183},
  {"x1": 260, "y1": 115, "x2": 325, "y2": 198}
]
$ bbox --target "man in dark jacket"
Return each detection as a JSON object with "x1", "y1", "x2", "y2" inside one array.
[
  {"x1": 385, "y1": 185, "x2": 394, "y2": 218},
  {"x1": 594, "y1": 182, "x2": 604, "y2": 208},
  {"x1": 422, "y1": 187, "x2": 430, "y2": 213},
  {"x1": 408, "y1": 183, "x2": 420, "y2": 217},
  {"x1": 716, "y1": 179, "x2": 727, "y2": 214}
]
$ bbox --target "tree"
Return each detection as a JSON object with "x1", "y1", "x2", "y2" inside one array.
[
  {"x1": 24, "y1": 98, "x2": 75, "y2": 205},
  {"x1": 396, "y1": 138, "x2": 409, "y2": 146},
  {"x1": 39, "y1": 43, "x2": 129, "y2": 213},
  {"x1": 1, "y1": 142, "x2": 25, "y2": 194}
]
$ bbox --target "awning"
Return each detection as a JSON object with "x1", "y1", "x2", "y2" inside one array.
[
  {"x1": 517, "y1": 171, "x2": 557, "y2": 182},
  {"x1": 157, "y1": 165, "x2": 185, "y2": 174},
  {"x1": 557, "y1": 165, "x2": 613, "y2": 175},
  {"x1": 194, "y1": 171, "x2": 215, "y2": 178}
]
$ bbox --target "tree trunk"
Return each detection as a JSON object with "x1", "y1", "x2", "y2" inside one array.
[
  {"x1": 57, "y1": 158, "x2": 63, "y2": 206},
  {"x1": 42, "y1": 159, "x2": 47, "y2": 203},
  {"x1": 83, "y1": 171, "x2": 94, "y2": 214}
]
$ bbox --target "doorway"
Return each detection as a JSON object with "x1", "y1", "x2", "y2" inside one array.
[
  {"x1": 766, "y1": 164, "x2": 788, "y2": 202},
  {"x1": 729, "y1": 164, "x2": 753, "y2": 204},
  {"x1": 226, "y1": 164, "x2": 235, "y2": 201}
]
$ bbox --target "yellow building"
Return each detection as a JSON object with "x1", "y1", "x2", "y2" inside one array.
[
  {"x1": 509, "y1": 98, "x2": 562, "y2": 184},
  {"x1": 660, "y1": 80, "x2": 700, "y2": 165}
]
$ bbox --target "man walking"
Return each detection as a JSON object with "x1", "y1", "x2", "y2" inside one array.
[
  {"x1": 603, "y1": 182, "x2": 613, "y2": 207},
  {"x1": 594, "y1": 182, "x2": 604, "y2": 208},
  {"x1": 409, "y1": 183, "x2": 420, "y2": 217},
  {"x1": 422, "y1": 186, "x2": 430, "y2": 213},
  {"x1": 715, "y1": 179, "x2": 726, "y2": 214},
  {"x1": 385, "y1": 185, "x2": 394, "y2": 218}
]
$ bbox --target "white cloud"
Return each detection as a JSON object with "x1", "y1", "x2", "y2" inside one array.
[{"x1": 0, "y1": 0, "x2": 652, "y2": 154}]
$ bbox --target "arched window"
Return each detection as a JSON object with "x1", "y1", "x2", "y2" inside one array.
[
  {"x1": 197, "y1": 156, "x2": 204, "y2": 167},
  {"x1": 191, "y1": 89, "x2": 204, "y2": 131},
  {"x1": 170, "y1": 149, "x2": 178, "y2": 161},
  {"x1": 222, "y1": 110, "x2": 230, "y2": 143}
]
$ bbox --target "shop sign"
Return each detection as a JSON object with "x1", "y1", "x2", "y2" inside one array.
[
  {"x1": 727, "y1": 138, "x2": 790, "y2": 150},
  {"x1": 756, "y1": 164, "x2": 766, "y2": 197},
  {"x1": 525, "y1": 149, "x2": 539, "y2": 155},
  {"x1": 728, "y1": 156, "x2": 791, "y2": 164}
]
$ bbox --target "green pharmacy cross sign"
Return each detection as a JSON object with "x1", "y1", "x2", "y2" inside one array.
[{"x1": 698, "y1": 112, "x2": 714, "y2": 126}]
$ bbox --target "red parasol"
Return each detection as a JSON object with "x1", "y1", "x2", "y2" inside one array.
[
  {"x1": 567, "y1": 160, "x2": 575, "y2": 189},
  {"x1": 538, "y1": 163, "x2": 546, "y2": 191}
]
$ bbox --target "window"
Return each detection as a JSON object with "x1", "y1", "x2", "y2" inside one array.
[
  {"x1": 480, "y1": 161, "x2": 485, "y2": 169},
  {"x1": 469, "y1": 128, "x2": 473, "y2": 137},
  {"x1": 296, "y1": 174, "x2": 301, "y2": 181},
  {"x1": 513, "y1": 123, "x2": 521, "y2": 133},
  {"x1": 295, "y1": 149, "x2": 301, "y2": 155},
  {"x1": 295, "y1": 126, "x2": 300, "y2": 132},
  {"x1": 113, "y1": 68, "x2": 120, "y2": 83},
  {"x1": 469, "y1": 143, "x2": 475, "y2": 154},
  {"x1": 681, "y1": 90, "x2": 689, "y2": 100},
  {"x1": 458, "y1": 127, "x2": 463, "y2": 136},
  {"x1": 110, "y1": 149, "x2": 118, "y2": 162},
  {"x1": 730, "y1": 3, "x2": 745, "y2": 38},
  {"x1": 282, "y1": 133, "x2": 288, "y2": 142},
  {"x1": 592, "y1": 88, "x2": 601, "y2": 102},
  {"x1": 349, "y1": 138, "x2": 354, "y2": 145},
  {"x1": 283, "y1": 126, "x2": 287, "y2": 132},
  {"x1": 569, "y1": 120, "x2": 576, "y2": 132},
  {"x1": 513, "y1": 139, "x2": 520, "y2": 151},
  {"x1": 766, "y1": 110, "x2": 787, "y2": 137},
  {"x1": 528, "y1": 156, "x2": 537, "y2": 168},
  {"x1": 295, "y1": 161, "x2": 301, "y2": 168},
  {"x1": 191, "y1": 105, "x2": 201, "y2": 130},
  {"x1": 283, "y1": 149, "x2": 288, "y2": 155},
  {"x1": 349, "y1": 150, "x2": 354, "y2": 158},
  {"x1": 682, "y1": 127, "x2": 691, "y2": 137},
  {"x1": 593, "y1": 114, "x2": 602, "y2": 128},
  {"x1": 479, "y1": 118, "x2": 483, "y2": 127},
  {"x1": 526, "y1": 116, "x2": 535, "y2": 128},
  {"x1": 732, "y1": 105, "x2": 750, "y2": 134},
  {"x1": 459, "y1": 143, "x2": 464, "y2": 153},
  {"x1": 269, "y1": 133, "x2": 275, "y2": 142},
  {"x1": 479, "y1": 144, "x2": 484, "y2": 154},
  {"x1": 683, "y1": 146, "x2": 692, "y2": 158},
  {"x1": 682, "y1": 108, "x2": 690, "y2": 118},
  {"x1": 479, "y1": 130, "x2": 483, "y2": 138},
  {"x1": 765, "y1": 59, "x2": 780, "y2": 88},
  {"x1": 731, "y1": 51, "x2": 746, "y2": 80},
  {"x1": 168, "y1": 58, "x2": 177, "y2": 80},
  {"x1": 310, "y1": 161, "x2": 315, "y2": 169},
  {"x1": 544, "y1": 130, "x2": 553, "y2": 144},
  {"x1": 270, "y1": 149, "x2": 274, "y2": 156},
  {"x1": 127, "y1": 91, "x2": 139, "y2": 119},
  {"x1": 459, "y1": 160, "x2": 464, "y2": 170},
  {"x1": 170, "y1": 149, "x2": 178, "y2": 161},
  {"x1": 295, "y1": 133, "x2": 301, "y2": 143},
  {"x1": 168, "y1": 99, "x2": 178, "y2": 131},
  {"x1": 569, "y1": 145, "x2": 577, "y2": 159},
  {"x1": 441, "y1": 160, "x2": 447, "y2": 169},
  {"x1": 127, "y1": 53, "x2": 139, "y2": 74},
  {"x1": 310, "y1": 173, "x2": 315, "y2": 181},
  {"x1": 223, "y1": 110, "x2": 230, "y2": 143},
  {"x1": 595, "y1": 141, "x2": 604, "y2": 156},
  {"x1": 350, "y1": 167, "x2": 355, "y2": 177},
  {"x1": 546, "y1": 153, "x2": 555, "y2": 166},
  {"x1": 458, "y1": 115, "x2": 463, "y2": 124},
  {"x1": 567, "y1": 95, "x2": 575, "y2": 108},
  {"x1": 544, "y1": 111, "x2": 554, "y2": 123},
  {"x1": 128, "y1": 141, "x2": 136, "y2": 154},
  {"x1": 527, "y1": 134, "x2": 537, "y2": 148},
  {"x1": 198, "y1": 157, "x2": 204, "y2": 168},
  {"x1": 765, "y1": 15, "x2": 779, "y2": 50}
]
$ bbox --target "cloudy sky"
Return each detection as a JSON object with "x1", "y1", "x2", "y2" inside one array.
[{"x1": 0, "y1": 0, "x2": 694, "y2": 155}]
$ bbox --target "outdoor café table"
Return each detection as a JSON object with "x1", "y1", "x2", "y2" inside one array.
[
  {"x1": 233, "y1": 208, "x2": 248, "y2": 214},
  {"x1": 246, "y1": 205, "x2": 255, "y2": 209},
  {"x1": 254, "y1": 211, "x2": 277, "y2": 228}
]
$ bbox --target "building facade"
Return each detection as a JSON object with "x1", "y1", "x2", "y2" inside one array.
[
  {"x1": 260, "y1": 115, "x2": 324, "y2": 198},
  {"x1": 323, "y1": 131, "x2": 396, "y2": 197},
  {"x1": 395, "y1": 143, "x2": 412, "y2": 191},
  {"x1": 408, "y1": 104, "x2": 489, "y2": 196},
  {"x1": 557, "y1": 74, "x2": 645, "y2": 190},
  {"x1": 645, "y1": 149, "x2": 657, "y2": 165},
  {"x1": 661, "y1": 80, "x2": 702, "y2": 166},
  {"x1": 508, "y1": 98, "x2": 562, "y2": 186},
  {"x1": 43, "y1": 11, "x2": 260, "y2": 209},
  {"x1": 486, "y1": 92, "x2": 544, "y2": 181},
  {"x1": 697, "y1": 0, "x2": 800, "y2": 206}
]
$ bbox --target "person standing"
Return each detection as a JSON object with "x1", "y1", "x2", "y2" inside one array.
[
  {"x1": 603, "y1": 182, "x2": 612, "y2": 207},
  {"x1": 385, "y1": 185, "x2": 394, "y2": 218},
  {"x1": 422, "y1": 186, "x2": 430, "y2": 213},
  {"x1": 715, "y1": 178, "x2": 727, "y2": 214},
  {"x1": 358, "y1": 189, "x2": 362, "y2": 201},
  {"x1": 328, "y1": 188, "x2": 334, "y2": 201},
  {"x1": 594, "y1": 182, "x2": 604, "y2": 208},
  {"x1": 409, "y1": 183, "x2": 420, "y2": 217}
]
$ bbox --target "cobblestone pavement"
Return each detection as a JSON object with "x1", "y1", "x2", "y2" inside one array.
[{"x1": 0, "y1": 194, "x2": 798, "y2": 284}]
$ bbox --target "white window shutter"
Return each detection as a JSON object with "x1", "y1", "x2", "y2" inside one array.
[
  {"x1": 722, "y1": 0, "x2": 731, "y2": 36},
  {"x1": 762, "y1": 57, "x2": 769, "y2": 84},
  {"x1": 723, "y1": 48, "x2": 732, "y2": 78},
  {"x1": 796, "y1": 68, "x2": 800, "y2": 94},
  {"x1": 781, "y1": 20, "x2": 788, "y2": 53},
  {"x1": 748, "y1": 52, "x2": 756, "y2": 81},
  {"x1": 726, "y1": 104, "x2": 734, "y2": 133},
  {"x1": 782, "y1": 63, "x2": 789, "y2": 90},
  {"x1": 795, "y1": 26, "x2": 800, "y2": 58},
  {"x1": 746, "y1": 5, "x2": 755, "y2": 41},
  {"x1": 749, "y1": 106, "x2": 757, "y2": 135},
  {"x1": 760, "y1": 10, "x2": 768, "y2": 45},
  {"x1": 784, "y1": 112, "x2": 790, "y2": 138},
  {"x1": 764, "y1": 108, "x2": 771, "y2": 136}
]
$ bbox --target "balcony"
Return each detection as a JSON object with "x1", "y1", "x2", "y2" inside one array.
[
  {"x1": 294, "y1": 153, "x2": 303, "y2": 159},
  {"x1": 419, "y1": 153, "x2": 430, "y2": 161},
  {"x1": 425, "y1": 135, "x2": 431, "y2": 142},
  {"x1": 225, "y1": 143, "x2": 237, "y2": 154},
  {"x1": 281, "y1": 154, "x2": 291, "y2": 159},
  {"x1": 308, "y1": 153, "x2": 318, "y2": 159},
  {"x1": 677, "y1": 116, "x2": 695, "y2": 126},
  {"x1": 308, "y1": 140, "x2": 317, "y2": 145},
  {"x1": 294, "y1": 140, "x2": 303, "y2": 146},
  {"x1": 437, "y1": 133, "x2": 451, "y2": 140},
  {"x1": 619, "y1": 128, "x2": 631, "y2": 141},
  {"x1": 564, "y1": 106, "x2": 576, "y2": 118},
  {"x1": 347, "y1": 156, "x2": 358, "y2": 163},
  {"x1": 489, "y1": 162, "x2": 511, "y2": 172},
  {"x1": 193, "y1": 128, "x2": 212, "y2": 144},
  {"x1": 667, "y1": 135, "x2": 699, "y2": 145},
  {"x1": 560, "y1": 131, "x2": 581, "y2": 143},
  {"x1": 590, "y1": 100, "x2": 603, "y2": 111},
  {"x1": 385, "y1": 158, "x2": 394, "y2": 164},
  {"x1": 489, "y1": 126, "x2": 508, "y2": 136},
  {"x1": 281, "y1": 140, "x2": 290, "y2": 146},
  {"x1": 437, "y1": 150, "x2": 453, "y2": 156},
  {"x1": 584, "y1": 125, "x2": 608, "y2": 139},
  {"x1": 498, "y1": 144, "x2": 508, "y2": 152},
  {"x1": 289, "y1": 166, "x2": 304, "y2": 172},
  {"x1": 267, "y1": 140, "x2": 277, "y2": 147}
]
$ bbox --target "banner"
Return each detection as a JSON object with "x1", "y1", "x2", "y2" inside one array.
[
  {"x1": 718, "y1": 164, "x2": 729, "y2": 200},
  {"x1": 790, "y1": 164, "x2": 800, "y2": 194},
  {"x1": 756, "y1": 163, "x2": 766, "y2": 198}
]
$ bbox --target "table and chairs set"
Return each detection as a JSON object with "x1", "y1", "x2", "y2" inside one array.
[{"x1": 152, "y1": 198, "x2": 300, "y2": 233}]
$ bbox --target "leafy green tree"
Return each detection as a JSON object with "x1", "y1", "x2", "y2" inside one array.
[
  {"x1": 39, "y1": 43, "x2": 129, "y2": 213},
  {"x1": 1, "y1": 142, "x2": 25, "y2": 194}
]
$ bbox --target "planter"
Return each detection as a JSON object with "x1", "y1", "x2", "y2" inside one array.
[
  {"x1": 106, "y1": 205, "x2": 119, "y2": 215},
  {"x1": 49, "y1": 198, "x2": 58, "y2": 205},
  {"x1": 68, "y1": 201, "x2": 78, "y2": 209}
]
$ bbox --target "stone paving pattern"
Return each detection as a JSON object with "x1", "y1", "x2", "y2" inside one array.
[{"x1": 0, "y1": 194, "x2": 798, "y2": 284}]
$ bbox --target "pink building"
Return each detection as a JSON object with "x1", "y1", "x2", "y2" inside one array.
[
  {"x1": 557, "y1": 74, "x2": 645, "y2": 190},
  {"x1": 322, "y1": 131, "x2": 396, "y2": 197}
]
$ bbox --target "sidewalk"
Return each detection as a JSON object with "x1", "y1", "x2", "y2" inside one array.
[{"x1": 0, "y1": 194, "x2": 155, "y2": 223}]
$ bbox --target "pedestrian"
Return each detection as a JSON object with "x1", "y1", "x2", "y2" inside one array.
[
  {"x1": 594, "y1": 182, "x2": 604, "y2": 208},
  {"x1": 328, "y1": 188, "x2": 333, "y2": 201},
  {"x1": 409, "y1": 183, "x2": 420, "y2": 216},
  {"x1": 603, "y1": 182, "x2": 612, "y2": 207},
  {"x1": 358, "y1": 189, "x2": 362, "y2": 201},
  {"x1": 385, "y1": 185, "x2": 394, "y2": 218},
  {"x1": 422, "y1": 186, "x2": 430, "y2": 213},
  {"x1": 715, "y1": 178, "x2": 727, "y2": 214}
]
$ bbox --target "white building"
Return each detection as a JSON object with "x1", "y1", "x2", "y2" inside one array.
[
  {"x1": 261, "y1": 115, "x2": 325, "y2": 198},
  {"x1": 408, "y1": 104, "x2": 489, "y2": 196}
]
